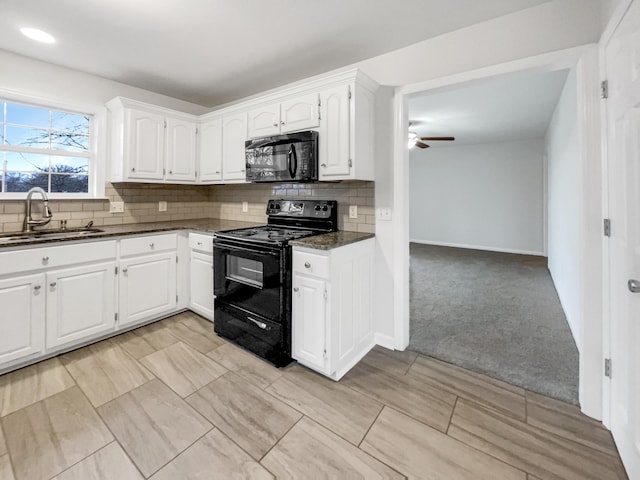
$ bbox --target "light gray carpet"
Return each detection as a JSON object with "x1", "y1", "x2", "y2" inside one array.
[{"x1": 409, "y1": 243, "x2": 579, "y2": 404}]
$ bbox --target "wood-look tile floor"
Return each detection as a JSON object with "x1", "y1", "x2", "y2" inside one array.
[{"x1": 0, "y1": 312, "x2": 628, "y2": 480}]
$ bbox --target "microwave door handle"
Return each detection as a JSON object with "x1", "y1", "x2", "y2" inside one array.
[{"x1": 288, "y1": 144, "x2": 298, "y2": 178}]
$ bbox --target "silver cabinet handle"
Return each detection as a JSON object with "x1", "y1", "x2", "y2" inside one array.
[
  {"x1": 50, "y1": 282, "x2": 56, "y2": 287},
  {"x1": 241, "y1": 169, "x2": 245, "y2": 172},
  {"x1": 628, "y1": 279, "x2": 640, "y2": 293},
  {"x1": 131, "y1": 167, "x2": 136, "y2": 172},
  {"x1": 215, "y1": 171, "x2": 220, "y2": 174},
  {"x1": 169, "y1": 170, "x2": 173, "y2": 174},
  {"x1": 42, "y1": 256, "x2": 49, "y2": 263},
  {"x1": 247, "y1": 316, "x2": 268, "y2": 330},
  {"x1": 197, "y1": 242, "x2": 203, "y2": 246},
  {"x1": 304, "y1": 262, "x2": 311, "y2": 269},
  {"x1": 122, "y1": 268, "x2": 128, "y2": 273},
  {"x1": 149, "y1": 243, "x2": 155, "y2": 248},
  {"x1": 280, "y1": 121, "x2": 285, "y2": 126},
  {"x1": 34, "y1": 285, "x2": 41, "y2": 291},
  {"x1": 320, "y1": 163, "x2": 327, "y2": 168},
  {"x1": 273, "y1": 123, "x2": 278, "y2": 127},
  {"x1": 293, "y1": 287, "x2": 299, "y2": 292}
]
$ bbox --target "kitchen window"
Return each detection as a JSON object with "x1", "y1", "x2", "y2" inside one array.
[{"x1": 0, "y1": 99, "x2": 95, "y2": 197}]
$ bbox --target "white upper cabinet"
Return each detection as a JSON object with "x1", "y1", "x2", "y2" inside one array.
[
  {"x1": 107, "y1": 97, "x2": 197, "y2": 184},
  {"x1": 280, "y1": 93, "x2": 320, "y2": 133},
  {"x1": 197, "y1": 116, "x2": 223, "y2": 183},
  {"x1": 319, "y1": 80, "x2": 375, "y2": 181},
  {"x1": 248, "y1": 93, "x2": 320, "y2": 139},
  {"x1": 165, "y1": 117, "x2": 197, "y2": 182},
  {"x1": 248, "y1": 103, "x2": 280, "y2": 138},
  {"x1": 222, "y1": 112, "x2": 248, "y2": 182},
  {"x1": 126, "y1": 108, "x2": 165, "y2": 181}
]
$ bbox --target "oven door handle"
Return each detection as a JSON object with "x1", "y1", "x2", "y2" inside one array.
[
  {"x1": 247, "y1": 316, "x2": 271, "y2": 331},
  {"x1": 287, "y1": 144, "x2": 297, "y2": 179},
  {"x1": 214, "y1": 243, "x2": 279, "y2": 256}
]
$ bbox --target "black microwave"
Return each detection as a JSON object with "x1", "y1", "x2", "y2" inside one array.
[{"x1": 245, "y1": 131, "x2": 318, "y2": 183}]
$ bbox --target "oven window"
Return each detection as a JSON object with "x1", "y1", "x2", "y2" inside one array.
[{"x1": 226, "y1": 255, "x2": 263, "y2": 288}]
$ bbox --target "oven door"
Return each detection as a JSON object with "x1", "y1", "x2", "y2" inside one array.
[{"x1": 213, "y1": 239, "x2": 284, "y2": 321}]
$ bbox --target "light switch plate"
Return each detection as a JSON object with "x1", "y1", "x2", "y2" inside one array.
[
  {"x1": 349, "y1": 205, "x2": 358, "y2": 219},
  {"x1": 376, "y1": 208, "x2": 392, "y2": 221},
  {"x1": 109, "y1": 201, "x2": 124, "y2": 213},
  {"x1": 158, "y1": 201, "x2": 167, "y2": 212}
]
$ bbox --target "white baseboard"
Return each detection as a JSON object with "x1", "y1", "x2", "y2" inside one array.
[
  {"x1": 374, "y1": 333, "x2": 397, "y2": 350},
  {"x1": 409, "y1": 239, "x2": 547, "y2": 257}
]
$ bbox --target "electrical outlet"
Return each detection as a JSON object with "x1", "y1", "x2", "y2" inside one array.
[
  {"x1": 158, "y1": 201, "x2": 167, "y2": 212},
  {"x1": 375, "y1": 208, "x2": 392, "y2": 221},
  {"x1": 109, "y1": 201, "x2": 124, "y2": 213},
  {"x1": 242, "y1": 201, "x2": 249, "y2": 213},
  {"x1": 349, "y1": 205, "x2": 358, "y2": 219}
]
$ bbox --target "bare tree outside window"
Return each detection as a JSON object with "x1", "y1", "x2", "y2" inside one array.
[{"x1": 0, "y1": 101, "x2": 92, "y2": 194}]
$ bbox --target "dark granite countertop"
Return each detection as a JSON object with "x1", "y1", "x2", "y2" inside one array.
[
  {"x1": 289, "y1": 231, "x2": 375, "y2": 250},
  {"x1": 0, "y1": 218, "x2": 262, "y2": 249}
]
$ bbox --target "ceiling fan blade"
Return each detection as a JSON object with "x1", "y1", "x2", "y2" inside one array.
[
  {"x1": 415, "y1": 141, "x2": 430, "y2": 149},
  {"x1": 419, "y1": 136, "x2": 455, "y2": 141}
]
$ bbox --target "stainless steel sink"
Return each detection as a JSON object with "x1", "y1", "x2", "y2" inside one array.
[{"x1": 0, "y1": 227, "x2": 105, "y2": 244}]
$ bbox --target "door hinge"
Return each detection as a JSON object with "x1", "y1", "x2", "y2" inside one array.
[
  {"x1": 323, "y1": 290, "x2": 328, "y2": 300},
  {"x1": 115, "y1": 266, "x2": 118, "y2": 275},
  {"x1": 601, "y1": 80, "x2": 608, "y2": 99},
  {"x1": 348, "y1": 86, "x2": 352, "y2": 100},
  {"x1": 323, "y1": 349, "x2": 327, "y2": 359},
  {"x1": 176, "y1": 256, "x2": 179, "y2": 263},
  {"x1": 163, "y1": 168, "x2": 166, "y2": 175},
  {"x1": 348, "y1": 159, "x2": 353, "y2": 168},
  {"x1": 604, "y1": 218, "x2": 611, "y2": 237},
  {"x1": 195, "y1": 127, "x2": 198, "y2": 135},
  {"x1": 605, "y1": 358, "x2": 611, "y2": 377},
  {"x1": 195, "y1": 171, "x2": 198, "y2": 177},
  {"x1": 318, "y1": 98, "x2": 321, "y2": 121},
  {"x1": 115, "y1": 312, "x2": 118, "y2": 321},
  {"x1": 164, "y1": 120, "x2": 167, "y2": 128},
  {"x1": 176, "y1": 294, "x2": 179, "y2": 303}
]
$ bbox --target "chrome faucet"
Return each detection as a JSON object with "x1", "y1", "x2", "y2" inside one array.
[{"x1": 24, "y1": 187, "x2": 53, "y2": 232}]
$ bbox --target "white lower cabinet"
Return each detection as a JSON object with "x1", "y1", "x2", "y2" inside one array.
[
  {"x1": 189, "y1": 233, "x2": 214, "y2": 321},
  {"x1": 46, "y1": 261, "x2": 117, "y2": 349},
  {"x1": 0, "y1": 273, "x2": 45, "y2": 365},
  {"x1": 119, "y1": 251, "x2": 177, "y2": 328},
  {"x1": 292, "y1": 238, "x2": 375, "y2": 380}
]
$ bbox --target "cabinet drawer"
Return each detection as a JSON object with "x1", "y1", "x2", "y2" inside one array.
[
  {"x1": 293, "y1": 250, "x2": 330, "y2": 278},
  {"x1": 0, "y1": 240, "x2": 117, "y2": 277},
  {"x1": 189, "y1": 233, "x2": 214, "y2": 254},
  {"x1": 120, "y1": 233, "x2": 177, "y2": 256}
]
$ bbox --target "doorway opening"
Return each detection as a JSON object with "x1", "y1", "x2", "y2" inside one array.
[{"x1": 406, "y1": 67, "x2": 581, "y2": 403}]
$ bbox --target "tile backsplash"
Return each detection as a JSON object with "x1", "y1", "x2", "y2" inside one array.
[{"x1": 0, "y1": 181, "x2": 375, "y2": 233}]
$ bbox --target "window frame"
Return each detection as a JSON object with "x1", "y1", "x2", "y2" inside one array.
[{"x1": 0, "y1": 89, "x2": 106, "y2": 200}]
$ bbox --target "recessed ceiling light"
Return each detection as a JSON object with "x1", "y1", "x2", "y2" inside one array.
[{"x1": 20, "y1": 27, "x2": 55, "y2": 44}]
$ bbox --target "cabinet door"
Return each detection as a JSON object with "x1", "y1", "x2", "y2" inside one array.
[
  {"x1": 248, "y1": 104, "x2": 280, "y2": 138},
  {"x1": 46, "y1": 262, "x2": 116, "y2": 349},
  {"x1": 222, "y1": 112, "x2": 248, "y2": 181},
  {"x1": 0, "y1": 274, "x2": 45, "y2": 365},
  {"x1": 292, "y1": 273, "x2": 328, "y2": 374},
  {"x1": 319, "y1": 85, "x2": 351, "y2": 179},
  {"x1": 281, "y1": 93, "x2": 320, "y2": 133},
  {"x1": 198, "y1": 117, "x2": 223, "y2": 182},
  {"x1": 165, "y1": 117, "x2": 197, "y2": 182},
  {"x1": 119, "y1": 252, "x2": 177, "y2": 327},
  {"x1": 190, "y1": 250, "x2": 214, "y2": 320},
  {"x1": 125, "y1": 108, "x2": 165, "y2": 180}
]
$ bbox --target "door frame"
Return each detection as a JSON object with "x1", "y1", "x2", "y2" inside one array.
[
  {"x1": 391, "y1": 44, "x2": 604, "y2": 419},
  {"x1": 598, "y1": 0, "x2": 635, "y2": 429}
]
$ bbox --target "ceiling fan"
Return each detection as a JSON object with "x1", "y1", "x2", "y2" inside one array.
[{"x1": 408, "y1": 124, "x2": 455, "y2": 149}]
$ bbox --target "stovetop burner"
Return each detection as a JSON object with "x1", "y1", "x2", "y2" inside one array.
[{"x1": 215, "y1": 225, "x2": 321, "y2": 245}]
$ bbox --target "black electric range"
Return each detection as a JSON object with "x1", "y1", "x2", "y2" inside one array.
[{"x1": 213, "y1": 199, "x2": 338, "y2": 366}]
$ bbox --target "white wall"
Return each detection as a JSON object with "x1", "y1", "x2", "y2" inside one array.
[
  {"x1": 0, "y1": 50, "x2": 208, "y2": 114},
  {"x1": 546, "y1": 68, "x2": 581, "y2": 343},
  {"x1": 409, "y1": 139, "x2": 545, "y2": 255}
]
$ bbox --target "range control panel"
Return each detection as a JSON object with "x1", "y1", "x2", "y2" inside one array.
[{"x1": 266, "y1": 199, "x2": 335, "y2": 218}]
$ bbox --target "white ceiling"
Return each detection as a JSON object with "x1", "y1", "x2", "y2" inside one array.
[
  {"x1": 408, "y1": 68, "x2": 570, "y2": 148},
  {"x1": 0, "y1": 0, "x2": 550, "y2": 107}
]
